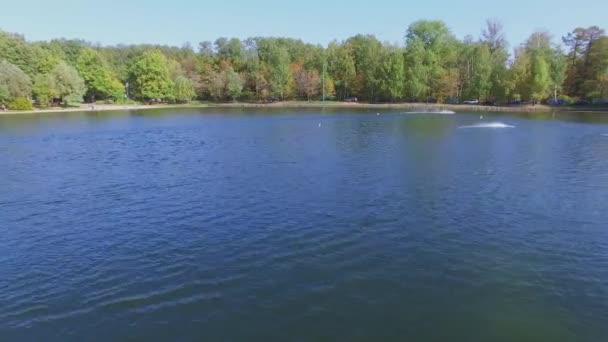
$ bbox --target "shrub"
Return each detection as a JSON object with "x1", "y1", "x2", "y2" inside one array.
[
  {"x1": 558, "y1": 95, "x2": 574, "y2": 104},
  {"x1": 8, "y1": 97, "x2": 33, "y2": 110}
]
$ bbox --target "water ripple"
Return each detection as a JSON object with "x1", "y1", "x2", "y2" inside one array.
[{"x1": 1, "y1": 109, "x2": 607, "y2": 341}]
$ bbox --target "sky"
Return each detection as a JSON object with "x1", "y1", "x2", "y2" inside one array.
[{"x1": 1, "y1": 0, "x2": 606, "y2": 48}]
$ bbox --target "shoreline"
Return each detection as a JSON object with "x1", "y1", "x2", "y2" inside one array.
[{"x1": 1, "y1": 101, "x2": 606, "y2": 115}]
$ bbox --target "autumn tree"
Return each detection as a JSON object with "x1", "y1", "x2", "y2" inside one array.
[{"x1": 294, "y1": 67, "x2": 320, "y2": 101}]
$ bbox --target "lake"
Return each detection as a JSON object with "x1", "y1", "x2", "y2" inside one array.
[{"x1": 1, "y1": 108, "x2": 607, "y2": 341}]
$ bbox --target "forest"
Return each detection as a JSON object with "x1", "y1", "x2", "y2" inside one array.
[{"x1": 1, "y1": 20, "x2": 607, "y2": 110}]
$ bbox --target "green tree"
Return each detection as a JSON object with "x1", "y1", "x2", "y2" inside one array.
[
  {"x1": 8, "y1": 97, "x2": 33, "y2": 110},
  {"x1": 173, "y1": 76, "x2": 195, "y2": 102},
  {"x1": 32, "y1": 47, "x2": 62, "y2": 74},
  {"x1": 76, "y1": 48, "x2": 124, "y2": 101},
  {"x1": 549, "y1": 47, "x2": 567, "y2": 101},
  {"x1": 530, "y1": 54, "x2": 550, "y2": 103},
  {"x1": 261, "y1": 43, "x2": 291, "y2": 100},
  {"x1": 405, "y1": 39, "x2": 430, "y2": 100},
  {"x1": 327, "y1": 42, "x2": 356, "y2": 100},
  {"x1": 482, "y1": 20, "x2": 510, "y2": 101},
  {"x1": 0, "y1": 31, "x2": 37, "y2": 75},
  {"x1": 128, "y1": 50, "x2": 174, "y2": 101},
  {"x1": 469, "y1": 44, "x2": 492, "y2": 100},
  {"x1": 404, "y1": 20, "x2": 457, "y2": 100},
  {"x1": 346, "y1": 35, "x2": 383, "y2": 101},
  {"x1": 51, "y1": 62, "x2": 86, "y2": 104},
  {"x1": 0, "y1": 60, "x2": 32, "y2": 103},
  {"x1": 581, "y1": 36, "x2": 608, "y2": 98},
  {"x1": 32, "y1": 73, "x2": 57, "y2": 107},
  {"x1": 507, "y1": 48, "x2": 531, "y2": 101},
  {"x1": 562, "y1": 26, "x2": 605, "y2": 96},
  {"x1": 215, "y1": 38, "x2": 245, "y2": 71},
  {"x1": 225, "y1": 67, "x2": 244, "y2": 101},
  {"x1": 378, "y1": 49, "x2": 405, "y2": 101},
  {"x1": 0, "y1": 84, "x2": 9, "y2": 103},
  {"x1": 47, "y1": 39, "x2": 89, "y2": 66}
]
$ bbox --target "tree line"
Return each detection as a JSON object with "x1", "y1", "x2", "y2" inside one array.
[{"x1": 1, "y1": 20, "x2": 607, "y2": 109}]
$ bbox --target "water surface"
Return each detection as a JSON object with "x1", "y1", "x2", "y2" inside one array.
[{"x1": 1, "y1": 108, "x2": 607, "y2": 341}]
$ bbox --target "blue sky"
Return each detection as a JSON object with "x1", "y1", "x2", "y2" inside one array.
[{"x1": 1, "y1": 0, "x2": 606, "y2": 48}]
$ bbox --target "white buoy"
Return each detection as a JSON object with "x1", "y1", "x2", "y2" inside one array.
[
  {"x1": 318, "y1": 123, "x2": 322, "y2": 127},
  {"x1": 377, "y1": 113, "x2": 380, "y2": 116},
  {"x1": 480, "y1": 115, "x2": 484, "y2": 120}
]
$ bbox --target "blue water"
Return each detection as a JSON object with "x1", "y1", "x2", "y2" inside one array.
[{"x1": 1, "y1": 108, "x2": 607, "y2": 341}]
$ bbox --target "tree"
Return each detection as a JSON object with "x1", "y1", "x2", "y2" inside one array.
[
  {"x1": 549, "y1": 47, "x2": 567, "y2": 101},
  {"x1": 3, "y1": 23, "x2": 608, "y2": 107},
  {"x1": 294, "y1": 67, "x2": 320, "y2": 101},
  {"x1": 32, "y1": 73, "x2": 57, "y2": 107},
  {"x1": 198, "y1": 41, "x2": 214, "y2": 56},
  {"x1": 76, "y1": 48, "x2": 124, "y2": 101},
  {"x1": 260, "y1": 42, "x2": 291, "y2": 100},
  {"x1": 50, "y1": 62, "x2": 86, "y2": 104},
  {"x1": 507, "y1": 48, "x2": 531, "y2": 101},
  {"x1": 562, "y1": 26, "x2": 606, "y2": 96},
  {"x1": 33, "y1": 47, "x2": 62, "y2": 74},
  {"x1": 0, "y1": 84, "x2": 9, "y2": 103},
  {"x1": 173, "y1": 76, "x2": 195, "y2": 102},
  {"x1": 469, "y1": 44, "x2": 492, "y2": 100},
  {"x1": 323, "y1": 76, "x2": 336, "y2": 100},
  {"x1": 205, "y1": 70, "x2": 226, "y2": 100},
  {"x1": 522, "y1": 31, "x2": 565, "y2": 103},
  {"x1": 215, "y1": 38, "x2": 245, "y2": 70},
  {"x1": 128, "y1": 50, "x2": 174, "y2": 101},
  {"x1": 8, "y1": 97, "x2": 33, "y2": 110},
  {"x1": 0, "y1": 31, "x2": 38, "y2": 75},
  {"x1": 0, "y1": 60, "x2": 32, "y2": 103},
  {"x1": 225, "y1": 67, "x2": 244, "y2": 101},
  {"x1": 346, "y1": 35, "x2": 383, "y2": 101},
  {"x1": 47, "y1": 38, "x2": 89, "y2": 65},
  {"x1": 405, "y1": 39, "x2": 430, "y2": 100},
  {"x1": 378, "y1": 49, "x2": 405, "y2": 101},
  {"x1": 482, "y1": 19, "x2": 507, "y2": 53},
  {"x1": 530, "y1": 54, "x2": 550, "y2": 103},
  {"x1": 327, "y1": 42, "x2": 356, "y2": 100},
  {"x1": 482, "y1": 20, "x2": 510, "y2": 101},
  {"x1": 198, "y1": 64, "x2": 243, "y2": 101},
  {"x1": 404, "y1": 20, "x2": 457, "y2": 100},
  {"x1": 582, "y1": 36, "x2": 608, "y2": 98}
]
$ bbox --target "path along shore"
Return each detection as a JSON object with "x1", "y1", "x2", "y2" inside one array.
[{"x1": 1, "y1": 101, "x2": 605, "y2": 115}]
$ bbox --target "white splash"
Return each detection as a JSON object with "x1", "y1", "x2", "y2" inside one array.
[
  {"x1": 403, "y1": 109, "x2": 455, "y2": 115},
  {"x1": 459, "y1": 122, "x2": 515, "y2": 129}
]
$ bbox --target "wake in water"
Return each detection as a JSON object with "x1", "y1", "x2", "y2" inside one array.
[
  {"x1": 402, "y1": 109, "x2": 455, "y2": 115},
  {"x1": 601, "y1": 133, "x2": 608, "y2": 137},
  {"x1": 459, "y1": 122, "x2": 515, "y2": 129}
]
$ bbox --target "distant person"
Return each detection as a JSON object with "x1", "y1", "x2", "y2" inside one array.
[{"x1": 0, "y1": 103, "x2": 6, "y2": 111}]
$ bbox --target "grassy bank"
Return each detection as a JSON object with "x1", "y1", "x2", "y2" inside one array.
[{"x1": 2, "y1": 101, "x2": 606, "y2": 115}]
